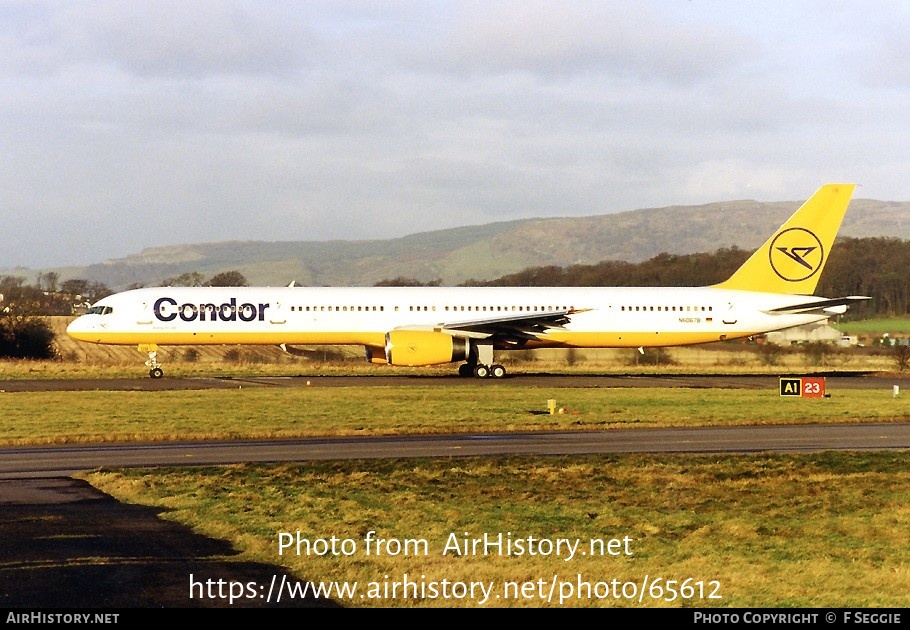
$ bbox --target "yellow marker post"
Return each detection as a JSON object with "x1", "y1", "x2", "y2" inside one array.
[{"x1": 548, "y1": 399, "x2": 556, "y2": 415}]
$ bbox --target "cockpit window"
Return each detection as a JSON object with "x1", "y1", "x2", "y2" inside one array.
[{"x1": 86, "y1": 306, "x2": 113, "y2": 315}]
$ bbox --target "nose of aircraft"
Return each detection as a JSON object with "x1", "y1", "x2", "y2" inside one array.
[{"x1": 66, "y1": 315, "x2": 95, "y2": 342}]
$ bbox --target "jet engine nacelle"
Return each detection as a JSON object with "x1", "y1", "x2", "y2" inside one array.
[
  {"x1": 364, "y1": 345, "x2": 388, "y2": 364},
  {"x1": 376, "y1": 330, "x2": 470, "y2": 366}
]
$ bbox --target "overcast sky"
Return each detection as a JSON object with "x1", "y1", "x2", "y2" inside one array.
[{"x1": 2, "y1": 1, "x2": 908, "y2": 268}]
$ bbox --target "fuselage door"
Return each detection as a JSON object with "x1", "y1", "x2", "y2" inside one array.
[
  {"x1": 137, "y1": 301, "x2": 153, "y2": 325},
  {"x1": 270, "y1": 301, "x2": 287, "y2": 325},
  {"x1": 722, "y1": 302, "x2": 737, "y2": 325}
]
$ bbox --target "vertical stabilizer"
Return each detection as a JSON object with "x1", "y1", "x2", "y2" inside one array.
[{"x1": 712, "y1": 183, "x2": 855, "y2": 294}]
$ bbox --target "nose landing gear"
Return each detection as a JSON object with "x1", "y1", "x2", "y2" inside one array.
[{"x1": 140, "y1": 344, "x2": 164, "y2": 379}]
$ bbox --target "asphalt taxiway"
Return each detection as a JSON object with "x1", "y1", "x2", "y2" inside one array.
[{"x1": 2, "y1": 423, "x2": 909, "y2": 479}]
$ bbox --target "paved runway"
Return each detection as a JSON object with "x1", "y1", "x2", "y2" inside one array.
[{"x1": 2, "y1": 423, "x2": 909, "y2": 479}]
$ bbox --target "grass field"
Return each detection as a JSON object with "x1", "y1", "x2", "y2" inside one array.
[
  {"x1": 2, "y1": 386, "x2": 909, "y2": 446},
  {"x1": 82, "y1": 452, "x2": 910, "y2": 608},
  {"x1": 836, "y1": 317, "x2": 910, "y2": 335},
  {"x1": 7, "y1": 320, "x2": 910, "y2": 608},
  {"x1": 3, "y1": 379, "x2": 904, "y2": 607}
]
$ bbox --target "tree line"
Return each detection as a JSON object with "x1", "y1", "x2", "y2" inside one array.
[{"x1": 0, "y1": 273, "x2": 116, "y2": 359}]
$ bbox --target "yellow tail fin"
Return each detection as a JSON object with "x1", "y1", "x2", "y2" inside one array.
[{"x1": 713, "y1": 183, "x2": 856, "y2": 294}]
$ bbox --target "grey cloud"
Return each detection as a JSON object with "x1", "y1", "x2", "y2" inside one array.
[
  {"x1": 2, "y1": 0, "x2": 311, "y2": 78},
  {"x1": 0, "y1": 1, "x2": 908, "y2": 269},
  {"x1": 408, "y1": 1, "x2": 752, "y2": 85}
]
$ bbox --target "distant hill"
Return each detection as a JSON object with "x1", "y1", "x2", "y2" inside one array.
[{"x1": 5, "y1": 197, "x2": 909, "y2": 290}]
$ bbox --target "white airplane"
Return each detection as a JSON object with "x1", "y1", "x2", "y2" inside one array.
[{"x1": 67, "y1": 183, "x2": 867, "y2": 379}]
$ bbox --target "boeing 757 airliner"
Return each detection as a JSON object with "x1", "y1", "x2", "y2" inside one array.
[{"x1": 67, "y1": 184, "x2": 867, "y2": 378}]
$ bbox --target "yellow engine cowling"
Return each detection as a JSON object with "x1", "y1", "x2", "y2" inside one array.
[{"x1": 381, "y1": 330, "x2": 470, "y2": 366}]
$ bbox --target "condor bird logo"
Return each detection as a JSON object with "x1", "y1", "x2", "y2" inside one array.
[{"x1": 768, "y1": 227, "x2": 824, "y2": 282}]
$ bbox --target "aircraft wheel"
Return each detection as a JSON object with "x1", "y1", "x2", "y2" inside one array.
[
  {"x1": 473, "y1": 364, "x2": 490, "y2": 379},
  {"x1": 490, "y1": 364, "x2": 506, "y2": 379},
  {"x1": 458, "y1": 363, "x2": 475, "y2": 378},
  {"x1": 149, "y1": 367, "x2": 164, "y2": 379}
]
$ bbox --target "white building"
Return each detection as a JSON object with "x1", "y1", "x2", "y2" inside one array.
[{"x1": 765, "y1": 320, "x2": 848, "y2": 346}]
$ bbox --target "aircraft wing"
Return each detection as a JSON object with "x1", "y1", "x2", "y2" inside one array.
[
  {"x1": 765, "y1": 296, "x2": 871, "y2": 315},
  {"x1": 439, "y1": 309, "x2": 577, "y2": 344}
]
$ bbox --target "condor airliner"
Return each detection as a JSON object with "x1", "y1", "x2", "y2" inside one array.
[{"x1": 68, "y1": 184, "x2": 867, "y2": 378}]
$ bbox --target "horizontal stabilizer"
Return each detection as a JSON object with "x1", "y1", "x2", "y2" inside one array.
[{"x1": 765, "y1": 296, "x2": 871, "y2": 315}]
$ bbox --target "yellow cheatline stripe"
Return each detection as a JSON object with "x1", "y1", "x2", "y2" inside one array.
[{"x1": 75, "y1": 329, "x2": 751, "y2": 349}]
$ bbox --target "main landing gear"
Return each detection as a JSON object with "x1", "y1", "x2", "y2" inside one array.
[
  {"x1": 140, "y1": 344, "x2": 164, "y2": 379},
  {"x1": 457, "y1": 343, "x2": 506, "y2": 378},
  {"x1": 458, "y1": 362, "x2": 507, "y2": 378}
]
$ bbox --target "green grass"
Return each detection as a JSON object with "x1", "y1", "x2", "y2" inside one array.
[
  {"x1": 8, "y1": 352, "x2": 907, "y2": 607},
  {"x1": 836, "y1": 317, "x2": 910, "y2": 335},
  {"x1": 82, "y1": 452, "x2": 910, "y2": 608},
  {"x1": 3, "y1": 386, "x2": 909, "y2": 445}
]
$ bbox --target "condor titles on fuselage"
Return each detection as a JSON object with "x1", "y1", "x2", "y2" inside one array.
[{"x1": 67, "y1": 184, "x2": 867, "y2": 378}]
